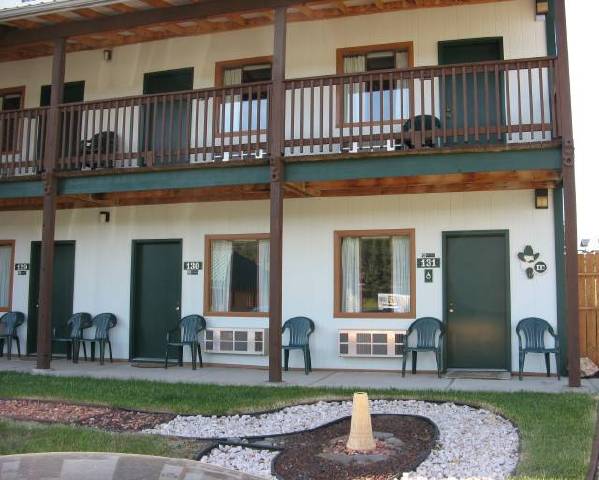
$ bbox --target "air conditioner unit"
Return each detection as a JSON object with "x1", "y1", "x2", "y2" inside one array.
[
  {"x1": 204, "y1": 328, "x2": 269, "y2": 356},
  {"x1": 338, "y1": 330, "x2": 407, "y2": 358}
]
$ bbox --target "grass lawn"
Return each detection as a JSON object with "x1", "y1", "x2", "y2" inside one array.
[{"x1": 0, "y1": 371, "x2": 596, "y2": 479}]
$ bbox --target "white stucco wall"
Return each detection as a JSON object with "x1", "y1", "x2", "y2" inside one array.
[
  {"x1": 0, "y1": 188, "x2": 559, "y2": 373},
  {"x1": 0, "y1": 0, "x2": 548, "y2": 108}
]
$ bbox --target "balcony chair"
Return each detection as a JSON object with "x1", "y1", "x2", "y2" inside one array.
[
  {"x1": 516, "y1": 317, "x2": 561, "y2": 381},
  {"x1": 52, "y1": 312, "x2": 92, "y2": 363},
  {"x1": 282, "y1": 316, "x2": 315, "y2": 375},
  {"x1": 164, "y1": 315, "x2": 206, "y2": 370},
  {"x1": 82, "y1": 313, "x2": 117, "y2": 365},
  {"x1": 0, "y1": 312, "x2": 25, "y2": 360},
  {"x1": 402, "y1": 317, "x2": 444, "y2": 378},
  {"x1": 402, "y1": 115, "x2": 442, "y2": 148}
]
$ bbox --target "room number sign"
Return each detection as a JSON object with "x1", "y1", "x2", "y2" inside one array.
[{"x1": 417, "y1": 254, "x2": 440, "y2": 269}]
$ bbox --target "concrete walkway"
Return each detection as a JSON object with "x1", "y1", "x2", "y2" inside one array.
[
  {"x1": 1, "y1": 358, "x2": 597, "y2": 393},
  {"x1": 0, "y1": 452, "x2": 262, "y2": 480}
]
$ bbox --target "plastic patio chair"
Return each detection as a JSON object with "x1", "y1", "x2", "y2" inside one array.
[
  {"x1": 0, "y1": 311, "x2": 25, "y2": 360},
  {"x1": 52, "y1": 312, "x2": 92, "y2": 363},
  {"x1": 516, "y1": 317, "x2": 561, "y2": 381},
  {"x1": 402, "y1": 317, "x2": 445, "y2": 378},
  {"x1": 164, "y1": 315, "x2": 206, "y2": 370},
  {"x1": 282, "y1": 316, "x2": 315, "y2": 375},
  {"x1": 82, "y1": 313, "x2": 117, "y2": 365}
]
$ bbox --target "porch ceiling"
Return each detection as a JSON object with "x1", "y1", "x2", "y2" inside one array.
[{"x1": 0, "y1": 0, "x2": 511, "y2": 62}]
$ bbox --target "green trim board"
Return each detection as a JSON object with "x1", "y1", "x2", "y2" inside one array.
[
  {"x1": 0, "y1": 181, "x2": 43, "y2": 199},
  {"x1": 553, "y1": 185, "x2": 567, "y2": 375},
  {"x1": 59, "y1": 165, "x2": 271, "y2": 195},
  {"x1": 1, "y1": 148, "x2": 561, "y2": 199},
  {"x1": 286, "y1": 148, "x2": 562, "y2": 183},
  {"x1": 442, "y1": 230, "x2": 512, "y2": 372}
]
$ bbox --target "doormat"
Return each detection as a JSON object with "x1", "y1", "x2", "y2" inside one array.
[
  {"x1": 130, "y1": 362, "x2": 166, "y2": 368},
  {"x1": 445, "y1": 370, "x2": 511, "y2": 380}
]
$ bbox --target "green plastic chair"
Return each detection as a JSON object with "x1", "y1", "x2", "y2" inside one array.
[
  {"x1": 516, "y1": 317, "x2": 560, "y2": 381},
  {"x1": 82, "y1": 313, "x2": 117, "y2": 365},
  {"x1": 402, "y1": 317, "x2": 444, "y2": 378},
  {"x1": 164, "y1": 315, "x2": 206, "y2": 370},
  {"x1": 282, "y1": 316, "x2": 314, "y2": 375},
  {"x1": 0, "y1": 312, "x2": 25, "y2": 360},
  {"x1": 52, "y1": 312, "x2": 92, "y2": 363}
]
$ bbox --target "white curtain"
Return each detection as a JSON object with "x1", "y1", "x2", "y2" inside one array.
[
  {"x1": 395, "y1": 51, "x2": 409, "y2": 69},
  {"x1": 341, "y1": 237, "x2": 361, "y2": 313},
  {"x1": 392, "y1": 236, "x2": 411, "y2": 313},
  {"x1": 0, "y1": 246, "x2": 11, "y2": 308},
  {"x1": 223, "y1": 67, "x2": 243, "y2": 87},
  {"x1": 344, "y1": 55, "x2": 366, "y2": 123},
  {"x1": 211, "y1": 240, "x2": 233, "y2": 312},
  {"x1": 258, "y1": 239, "x2": 270, "y2": 313}
]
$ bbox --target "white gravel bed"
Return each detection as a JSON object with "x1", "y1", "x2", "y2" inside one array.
[
  {"x1": 147, "y1": 400, "x2": 519, "y2": 479},
  {"x1": 199, "y1": 445, "x2": 277, "y2": 479}
]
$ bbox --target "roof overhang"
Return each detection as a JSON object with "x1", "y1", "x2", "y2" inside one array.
[{"x1": 0, "y1": 0, "x2": 513, "y2": 62}]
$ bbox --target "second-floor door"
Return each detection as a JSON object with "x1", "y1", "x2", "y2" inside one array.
[
  {"x1": 141, "y1": 67, "x2": 193, "y2": 166},
  {"x1": 438, "y1": 38, "x2": 504, "y2": 145}
]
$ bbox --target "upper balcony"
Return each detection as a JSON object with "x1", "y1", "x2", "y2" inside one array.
[
  {"x1": 0, "y1": 0, "x2": 564, "y2": 203},
  {"x1": 0, "y1": 56, "x2": 560, "y2": 178}
]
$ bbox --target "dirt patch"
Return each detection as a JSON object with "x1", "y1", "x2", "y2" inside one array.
[
  {"x1": 0, "y1": 399, "x2": 174, "y2": 432},
  {"x1": 272, "y1": 415, "x2": 436, "y2": 480}
]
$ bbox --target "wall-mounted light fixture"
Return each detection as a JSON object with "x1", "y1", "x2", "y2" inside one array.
[
  {"x1": 103, "y1": 49, "x2": 113, "y2": 62},
  {"x1": 536, "y1": 0, "x2": 549, "y2": 16},
  {"x1": 99, "y1": 211, "x2": 110, "y2": 223},
  {"x1": 535, "y1": 188, "x2": 549, "y2": 209}
]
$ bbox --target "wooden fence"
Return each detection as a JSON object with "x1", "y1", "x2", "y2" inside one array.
[{"x1": 579, "y1": 253, "x2": 599, "y2": 365}]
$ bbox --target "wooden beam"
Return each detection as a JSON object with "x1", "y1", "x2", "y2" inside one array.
[
  {"x1": 0, "y1": 0, "x2": 303, "y2": 48},
  {"x1": 555, "y1": 0, "x2": 580, "y2": 387},
  {"x1": 268, "y1": 6, "x2": 287, "y2": 383},
  {"x1": 36, "y1": 37, "x2": 65, "y2": 370}
]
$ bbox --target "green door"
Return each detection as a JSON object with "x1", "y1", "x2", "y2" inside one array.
[
  {"x1": 27, "y1": 241, "x2": 75, "y2": 354},
  {"x1": 40, "y1": 81, "x2": 85, "y2": 161},
  {"x1": 438, "y1": 38, "x2": 504, "y2": 145},
  {"x1": 141, "y1": 68, "x2": 193, "y2": 165},
  {"x1": 444, "y1": 231, "x2": 510, "y2": 370},
  {"x1": 130, "y1": 240, "x2": 182, "y2": 361}
]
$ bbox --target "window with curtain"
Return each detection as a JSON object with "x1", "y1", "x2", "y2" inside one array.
[
  {"x1": 335, "y1": 230, "x2": 414, "y2": 317},
  {"x1": 0, "y1": 88, "x2": 24, "y2": 153},
  {"x1": 217, "y1": 60, "x2": 272, "y2": 133},
  {"x1": 207, "y1": 236, "x2": 269, "y2": 314},
  {"x1": 339, "y1": 44, "x2": 412, "y2": 124},
  {"x1": 0, "y1": 242, "x2": 14, "y2": 311}
]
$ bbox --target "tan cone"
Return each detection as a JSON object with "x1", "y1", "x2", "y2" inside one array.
[{"x1": 346, "y1": 392, "x2": 376, "y2": 451}]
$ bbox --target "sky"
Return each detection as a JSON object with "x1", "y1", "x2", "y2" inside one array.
[{"x1": 568, "y1": 0, "x2": 598, "y2": 241}]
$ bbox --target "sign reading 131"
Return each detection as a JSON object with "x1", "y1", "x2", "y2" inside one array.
[{"x1": 417, "y1": 257, "x2": 440, "y2": 268}]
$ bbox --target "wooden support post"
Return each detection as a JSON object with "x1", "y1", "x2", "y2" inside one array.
[
  {"x1": 268, "y1": 6, "x2": 286, "y2": 383},
  {"x1": 555, "y1": 0, "x2": 580, "y2": 387},
  {"x1": 36, "y1": 37, "x2": 65, "y2": 370}
]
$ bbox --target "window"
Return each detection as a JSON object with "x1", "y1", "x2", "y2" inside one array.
[
  {"x1": 336, "y1": 43, "x2": 413, "y2": 124},
  {"x1": 204, "y1": 234, "x2": 270, "y2": 316},
  {"x1": 334, "y1": 229, "x2": 415, "y2": 318},
  {"x1": 215, "y1": 57, "x2": 272, "y2": 133},
  {"x1": 0, "y1": 241, "x2": 15, "y2": 312},
  {"x1": 0, "y1": 88, "x2": 24, "y2": 153}
]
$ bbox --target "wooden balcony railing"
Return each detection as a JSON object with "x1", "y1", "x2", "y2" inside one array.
[
  {"x1": 0, "y1": 106, "x2": 49, "y2": 177},
  {"x1": 0, "y1": 57, "x2": 560, "y2": 179}
]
